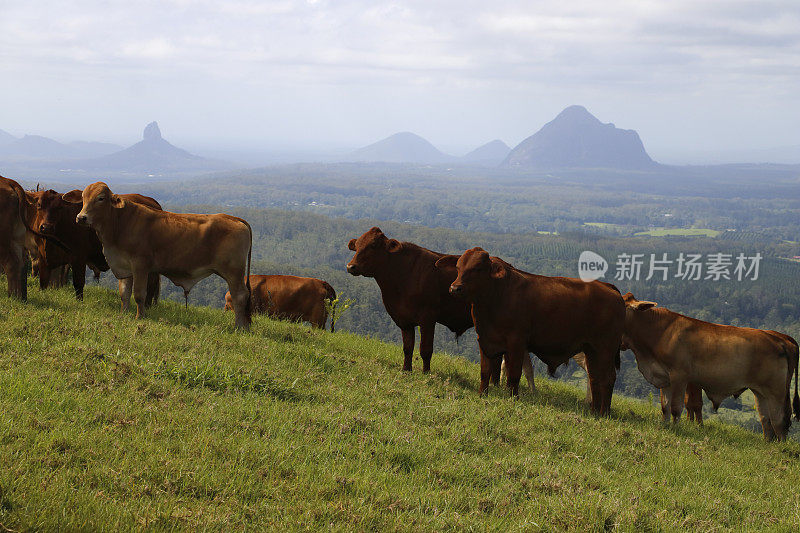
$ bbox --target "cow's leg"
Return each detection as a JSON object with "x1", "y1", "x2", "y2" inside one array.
[
  {"x1": 505, "y1": 342, "x2": 526, "y2": 397},
  {"x1": 132, "y1": 269, "x2": 149, "y2": 319},
  {"x1": 145, "y1": 273, "x2": 160, "y2": 308},
  {"x1": 752, "y1": 392, "x2": 777, "y2": 441},
  {"x1": 668, "y1": 380, "x2": 687, "y2": 423},
  {"x1": 521, "y1": 353, "x2": 536, "y2": 393},
  {"x1": 493, "y1": 356, "x2": 504, "y2": 386},
  {"x1": 478, "y1": 347, "x2": 493, "y2": 396},
  {"x1": 686, "y1": 384, "x2": 703, "y2": 425},
  {"x1": 71, "y1": 262, "x2": 85, "y2": 301},
  {"x1": 7, "y1": 246, "x2": 27, "y2": 300},
  {"x1": 2, "y1": 257, "x2": 20, "y2": 298},
  {"x1": 419, "y1": 323, "x2": 435, "y2": 373},
  {"x1": 38, "y1": 256, "x2": 51, "y2": 290},
  {"x1": 227, "y1": 276, "x2": 252, "y2": 330},
  {"x1": 659, "y1": 389, "x2": 670, "y2": 421},
  {"x1": 401, "y1": 328, "x2": 415, "y2": 372},
  {"x1": 572, "y1": 353, "x2": 591, "y2": 403},
  {"x1": 584, "y1": 348, "x2": 617, "y2": 416},
  {"x1": 118, "y1": 278, "x2": 133, "y2": 311}
]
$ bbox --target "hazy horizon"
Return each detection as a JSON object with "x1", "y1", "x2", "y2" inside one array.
[{"x1": 2, "y1": 1, "x2": 799, "y2": 164}]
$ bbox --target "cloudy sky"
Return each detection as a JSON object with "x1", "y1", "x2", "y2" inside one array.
[{"x1": 1, "y1": 0, "x2": 799, "y2": 161}]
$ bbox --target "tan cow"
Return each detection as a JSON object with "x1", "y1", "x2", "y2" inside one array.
[
  {"x1": 224, "y1": 274, "x2": 335, "y2": 330},
  {"x1": 76, "y1": 182, "x2": 252, "y2": 329},
  {"x1": 622, "y1": 292, "x2": 799, "y2": 440}
]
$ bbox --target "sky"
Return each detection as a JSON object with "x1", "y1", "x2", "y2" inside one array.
[{"x1": 1, "y1": 0, "x2": 799, "y2": 162}]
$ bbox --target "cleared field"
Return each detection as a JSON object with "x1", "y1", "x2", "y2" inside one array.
[{"x1": 634, "y1": 228, "x2": 722, "y2": 237}]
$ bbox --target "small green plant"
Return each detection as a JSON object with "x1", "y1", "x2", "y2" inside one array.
[{"x1": 324, "y1": 295, "x2": 354, "y2": 333}]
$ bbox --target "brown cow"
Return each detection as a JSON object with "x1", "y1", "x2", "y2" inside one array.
[
  {"x1": 437, "y1": 248, "x2": 624, "y2": 415},
  {"x1": 32, "y1": 189, "x2": 161, "y2": 304},
  {"x1": 621, "y1": 292, "x2": 799, "y2": 440},
  {"x1": 0, "y1": 176, "x2": 66, "y2": 299},
  {"x1": 1, "y1": 176, "x2": 36, "y2": 299},
  {"x1": 345, "y1": 227, "x2": 474, "y2": 373},
  {"x1": 76, "y1": 182, "x2": 252, "y2": 329},
  {"x1": 224, "y1": 274, "x2": 335, "y2": 330}
]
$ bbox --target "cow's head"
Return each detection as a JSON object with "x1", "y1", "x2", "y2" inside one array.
[
  {"x1": 438, "y1": 247, "x2": 507, "y2": 300},
  {"x1": 76, "y1": 182, "x2": 123, "y2": 227},
  {"x1": 621, "y1": 292, "x2": 657, "y2": 349},
  {"x1": 33, "y1": 189, "x2": 80, "y2": 235},
  {"x1": 346, "y1": 227, "x2": 402, "y2": 277}
]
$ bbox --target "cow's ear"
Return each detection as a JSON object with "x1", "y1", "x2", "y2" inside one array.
[
  {"x1": 111, "y1": 194, "x2": 124, "y2": 207},
  {"x1": 632, "y1": 300, "x2": 657, "y2": 311},
  {"x1": 435, "y1": 255, "x2": 458, "y2": 269},
  {"x1": 490, "y1": 259, "x2": 507, "y2": 279},
  {"x1": 387, "y1": 239, "x2": 402, "y2": 253},
  {"x1": 62, "y1": 189, "x2": 83, "y2": 204},
  {"x1": 348, "y1": 239, "x2": 357, "y2": 251}
]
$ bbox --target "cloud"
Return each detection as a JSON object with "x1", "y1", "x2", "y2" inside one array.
[{"x1": 0, "y1": 0, "x2": 798, "y2": 153}]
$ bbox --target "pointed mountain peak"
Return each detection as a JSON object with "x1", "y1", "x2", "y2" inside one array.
[
  {"x1": 553, "y1": 105, "x2": 601, "y2": 125},
  {"x1": 143, "y1": 121, "x2": 162, "y2": 141},
  {"x1": 503, "y1": 106, "x2": 656, "y2": 169}
]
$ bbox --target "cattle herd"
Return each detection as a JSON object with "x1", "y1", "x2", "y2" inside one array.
[{"x1": 1, "y1": 175, "x2": 799, "y2": 441}]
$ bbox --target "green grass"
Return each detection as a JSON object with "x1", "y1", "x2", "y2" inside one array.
[
  {"x1": 2, "y1": 282, "x2": 800, "y2": 531},
  {"x1": 634, "y1": 228, "x2": 722, "y2": 238}
]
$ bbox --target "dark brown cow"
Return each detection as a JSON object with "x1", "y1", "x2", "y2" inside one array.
[
  {"x1": 76, "y1": 182, "x2": 252, "y2": 329},
  {"x1": 622, "y1": 292, "x2": 799, "y2": 440},
  {"x1": 438, "y1": 247, "x2": 624, "y2": 415},
  {"x1": 346, "y1": 227, "x2": 473, "y2": 372},
  {"x1": 224, "y1": 274, "x2": 335, "y2": 330},
  {"x1": 32, "y1": 189, "x2": 161, "y2": 304}
]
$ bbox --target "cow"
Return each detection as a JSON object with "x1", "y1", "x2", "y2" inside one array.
[
  {"x1": 75, "y1": 182, "x2": 252, "y2": 329},
  {"x1": 437, "y1": 247, "x2": 625, "y2": 415},
  {"x1": 345, "y1": 227, "x2": 475, "y2": 373},
  {"x1": 0, "y1": 176, "x2": 67, "y2": 299},
  {"x1": 621, "y1": 292, "x2": 799, "y2": 440},
  {"x1": 224, "y1": 274, "x2": 335, "y2": 330},
  {"x1": 32, "y1": 189, "x2": 161, "y2": 304}
]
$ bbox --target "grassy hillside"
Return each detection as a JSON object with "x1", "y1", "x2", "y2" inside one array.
[{"x1": 2, "y1": 283, "x2": 800, "y2": 531}]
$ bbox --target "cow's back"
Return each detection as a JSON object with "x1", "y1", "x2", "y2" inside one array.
[
  {"x1": 247, "y1": 274, "x2": 330, "y2": 327},
  {"x1": 377, "y1": 244, "x2": 472, "y2": 334}
]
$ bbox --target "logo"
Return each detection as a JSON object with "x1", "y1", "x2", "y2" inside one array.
[{"x1": 578, "y1": 250, "x2": 608, "y2": 282}]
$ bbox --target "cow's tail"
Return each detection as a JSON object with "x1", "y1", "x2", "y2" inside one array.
[
  {"x1": 242, "y1": 218, "x2": 253, "y2": 322},
  {"x1": 788, "y1": 335, "x2": 800, "y2": 421},
  {"x1": 6, "y1": 177, "x2": 70, "y2": 252},
  {"x1": 322, "y1": 281, "x2": 337, "y2": 332}
]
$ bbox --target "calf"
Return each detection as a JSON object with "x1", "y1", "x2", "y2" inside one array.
[
  {"x1": 438, "y1": 248, "x2": 624, "y2": 415},
  {"x1": 76, "y1": 182, "x2": 252, "y2": 329},
  {"x1": 224, "y1": 274, "x2": 335, "y2": 330},
  {"x1": 622, "y1": 292, "x2": 799, "y2": 440}
]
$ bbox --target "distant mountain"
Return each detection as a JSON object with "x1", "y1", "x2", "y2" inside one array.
[
  {"x1": 503, "y1": 105, "x2": 657, "y2": 170},
  {"x1": 349, "y1": 132, "x2": 453, "y2": 164},
  {"x1": 461, "y1": 139, "x2": 511, "y2": 165},
  {"x1": 86, "y1": 122, "x2": 227, "y2": 172},
  {"x1": 69, "y1": 140, "x2": 124, "y2": 158},
  {"x1": 0, "y1": 129, "x2": 16, "y2": 145},
  {"x1": 0, "y1": 134, "x2": 80, "y2": 160}
]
